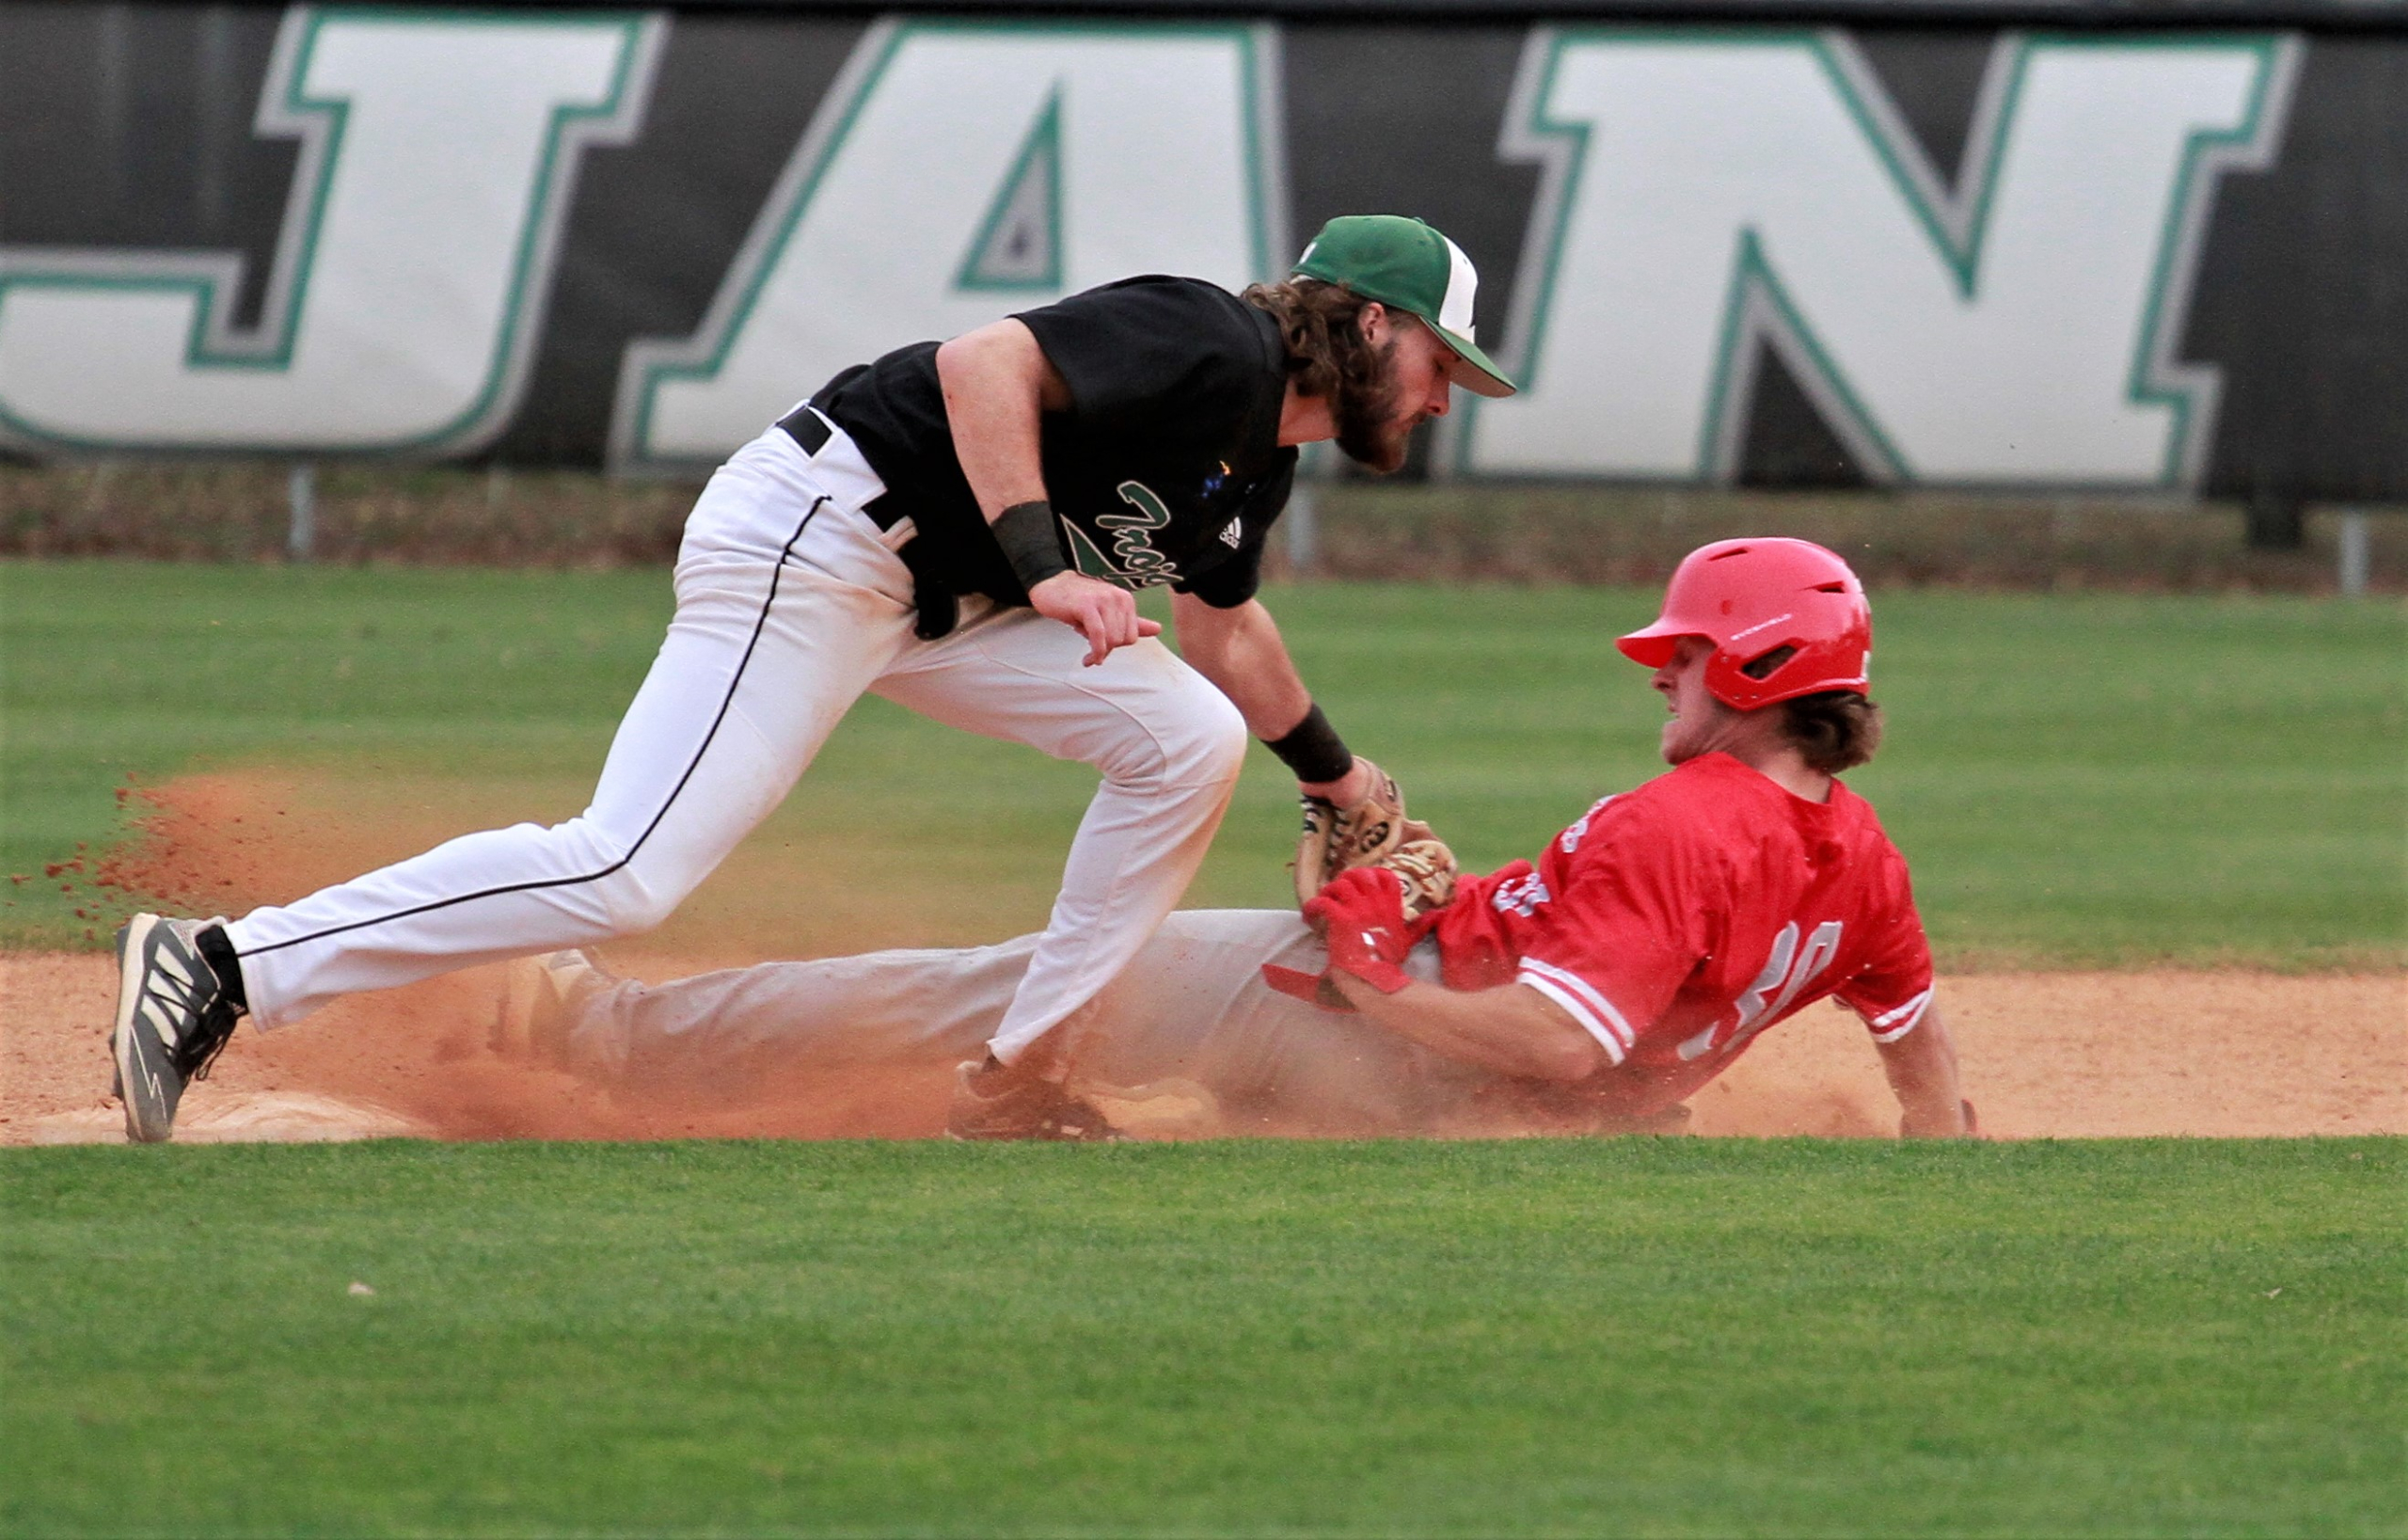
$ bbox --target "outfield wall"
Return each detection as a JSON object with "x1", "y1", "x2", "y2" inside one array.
[{"x1": 0, "y1": 4, "x2": 2400, "y2": 500}]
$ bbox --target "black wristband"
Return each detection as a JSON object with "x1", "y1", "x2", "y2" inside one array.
[
  {"x1": 1266, "y1": 702, "x2": 1354, "y2": 784},
  {"x1": 991, "y1": 500, "x2": 1069, "y2": 594}
]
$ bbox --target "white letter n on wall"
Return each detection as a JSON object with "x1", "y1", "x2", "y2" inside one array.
[{"x1": 1464, "y1": 31, "x2": 2295, "y2": 487}]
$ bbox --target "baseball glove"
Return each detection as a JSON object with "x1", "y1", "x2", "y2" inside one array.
[{"x1": 1292, "y1": 756, "x2": 1459, "y2": 922}]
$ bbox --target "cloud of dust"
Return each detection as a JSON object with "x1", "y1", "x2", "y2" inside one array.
[{"x1": 64, "y1": 770, "x2": 2395, "y2": 1145}]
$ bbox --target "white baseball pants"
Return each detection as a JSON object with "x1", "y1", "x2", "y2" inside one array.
[
  {"x1": 553, "y1": 909, "x2": 1502, "y2": 1136},
  {"x1": 226, "y1": 420, "x2": 1248, "y2": 1064}
]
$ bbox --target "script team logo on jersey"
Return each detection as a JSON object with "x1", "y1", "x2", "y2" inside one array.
[{"x1": 1061, "y1": 480, "x2": 1180, "y2": 590}]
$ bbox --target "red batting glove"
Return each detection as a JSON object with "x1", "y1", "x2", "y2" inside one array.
[
  {"x1": 1263, "y1": 869, "x2": 1443, "y2": 1010},
  {"x1": 1304, "y1": 867, "x2": 1426, "y2": 996}
]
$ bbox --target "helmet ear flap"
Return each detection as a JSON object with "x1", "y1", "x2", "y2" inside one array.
[
  {"x1": 1737, "y1": 643, "x2": 1799, "y2": 683},
  {"x1": 1703, "y1": 638, "x2": 1801, "y2": 711}
]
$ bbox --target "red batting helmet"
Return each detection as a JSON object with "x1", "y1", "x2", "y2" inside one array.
[{"x1": 1616, "y1": 538, "x2": 1872, "y2": 709}]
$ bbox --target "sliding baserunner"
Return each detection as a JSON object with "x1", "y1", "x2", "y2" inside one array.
[
  {"x1": 496, "y1": 540, "x2": 1975, "y2": 1140},
  {"x1": 105, "y1": 215, "x2": 1517, "y2": 1144}
]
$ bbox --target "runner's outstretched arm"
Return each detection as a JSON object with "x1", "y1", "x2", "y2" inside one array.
[
  {"x1": 1876, "y1": 1002, "x2": 1970, "y2": 1136},
  {"x1": 1327, "y1": 975, "x2": 1608, "y2": 1082}
]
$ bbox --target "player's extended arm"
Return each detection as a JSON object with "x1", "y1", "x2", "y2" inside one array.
[
  {"x1": 1875, "y1": 1001, "x2": 1972, "y2": 1136},
  {"x1": 1172, "y1": 594, "x2": 1370, "y2": 803},
  {"x1": 934, "y1": 319, "x2": 1159, "y2": 667},
  {"x1": 1327, "y1": 973, "x2": 1610, "y2": 1082}
]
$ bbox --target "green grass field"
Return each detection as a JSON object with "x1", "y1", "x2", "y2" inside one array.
[
  {"x1": 4, "y1": 561, "x2": 2400, "y2": 965},
  {"x1": 4, "y1": 560, "x2": 2402, "y2": 1536},
  {"x1": 5, "y1": 1139, "x2": 2399, "y2": 1537}
]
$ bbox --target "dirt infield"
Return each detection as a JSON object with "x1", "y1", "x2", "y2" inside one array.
[
  {"x1": 8, "y1": 949, "x2": 2399, "y2": 1145},
  {"x1": 8, "y1": 769, "x2": 2400, "y2": 1145}
]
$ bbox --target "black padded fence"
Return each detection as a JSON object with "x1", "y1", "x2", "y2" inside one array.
[{"x1": 0, "y1": 2, "x2": 2400, "y2": 502}]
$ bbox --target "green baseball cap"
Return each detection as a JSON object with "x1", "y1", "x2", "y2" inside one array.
[{"x1": 1292, "y1": 214, "x2": 1517, "y2": 398}]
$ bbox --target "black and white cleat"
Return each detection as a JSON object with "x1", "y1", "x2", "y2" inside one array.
[{"x1": 110, "y1": 914, "x2": 245, "y2": 1144}]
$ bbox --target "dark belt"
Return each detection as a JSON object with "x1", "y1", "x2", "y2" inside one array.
[
  {"x1": 777, "y1": 403, "x2": 957, "y2": 640},
  {"x1": 776, "y1": 405, "x2": 904, "y2": 531},
  {"x1": 777, "y1": 403, "x2": 832, "y2": 455}
]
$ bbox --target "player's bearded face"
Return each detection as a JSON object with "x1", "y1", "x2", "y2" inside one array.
[{"x1": 1334, "y1": 333, "x2": 1413, "y2": 472}]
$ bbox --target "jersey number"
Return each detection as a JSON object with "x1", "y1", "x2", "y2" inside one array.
[{"x1": 1677, "y1": 920, "x2": 1843, "y2": 1062}]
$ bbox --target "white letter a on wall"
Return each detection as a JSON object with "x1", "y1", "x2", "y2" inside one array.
[
  {"x1": 0, "y1": 8, "x2": 660, "y2": 457},
  {"x1": 614, "y1": 21, "x2": 1282, "y2": 471}
]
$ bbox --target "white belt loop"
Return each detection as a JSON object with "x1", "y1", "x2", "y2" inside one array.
[{"x1": 800, "y1": 415, "x2": 890, "y2": 520}]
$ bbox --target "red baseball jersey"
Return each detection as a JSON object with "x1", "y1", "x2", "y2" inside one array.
[{"x1": 1434, "y1": 753, "x2": 1934, "y2": 1117}]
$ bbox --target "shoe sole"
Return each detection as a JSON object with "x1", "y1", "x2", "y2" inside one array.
[
  {"x1": 111, "y1": 914, "x2": 176, "y2": 1144},
  {"x1": 492, "y1": 952, "x2": 601, "y2": 1068}
]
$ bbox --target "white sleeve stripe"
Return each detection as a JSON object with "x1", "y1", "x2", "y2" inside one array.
[
  {"x1": 1864, "y1": 987, "x2": 1935, "y2": 1043},
  {"x1": 1520, "y1": 974, "x2": 1629, "y2": 1066},
  {"x1": 1867, "y1": 988, "x2": 1931, "y2": 1027},
  {"x1": 1518, "y1": 958, "x2": 1637, "y2": 1052},
  {"x1": 1521, "y1": 958, "x2": 1637, "y2": 1048}
]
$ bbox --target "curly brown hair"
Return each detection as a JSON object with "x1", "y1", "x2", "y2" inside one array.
[
  {"x1": 1238, "y1": 278, "x2": 1387, "y2": 404},
  {"x1": 1781, "y1": 691, "x2": 1885, "y2": 773}
]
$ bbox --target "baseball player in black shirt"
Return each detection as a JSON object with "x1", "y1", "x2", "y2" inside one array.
[{"x1": 108, "y1": 214, "x2": 1519, "y2": 1143}]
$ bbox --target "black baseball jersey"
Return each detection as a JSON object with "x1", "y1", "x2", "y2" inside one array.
[{"x1": 812, "y1": 276, "x2": 1293, "y2": 611}]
